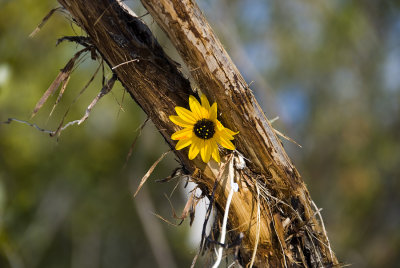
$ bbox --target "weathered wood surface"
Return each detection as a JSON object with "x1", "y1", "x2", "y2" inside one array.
[{"x1": 57, "y1": 0, "x2": 339, "y2": 266}]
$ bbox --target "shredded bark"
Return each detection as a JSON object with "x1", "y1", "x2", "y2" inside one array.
[{"x1": 50, "y1": 0, "x2": 340, "y2": 266}]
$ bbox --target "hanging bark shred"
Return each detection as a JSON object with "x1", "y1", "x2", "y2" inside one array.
[
  {"x1": 29, "y1": 7, "x2": 63, "y2": 38},
  {"x1": 31, "y1": 47, "x2": 90, "y2": 118},
  {"x1": 134, "y1": 151, "x2": 170, "y2": 197},
  {"x1": 76, "y1": 74, "x2": 117, "y2": 125}
]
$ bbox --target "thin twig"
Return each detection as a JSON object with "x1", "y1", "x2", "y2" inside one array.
[
  {"x1": 249, "y1": 183, "x2": 261, "y2": 268},
  {"x1": 212, "y1": 157, "x2": 238, "y2": 268},
  {"x1": 56, "y1": 36, "x2": 92, "y2": 47},
  {"x1": 31, "y1": 48, "x2": 86, "y2": 118},
  {"x1": 48, "y1": 67, "x2": 110, "y2": 137},
  {"x1": 273, "y1": 128, "x2": 302, "y2": 148},
  {"x1": 29, "y1": 7, "x2": 63, "y2": 38},
  {"x1": 76, "y1": 74, "x2": 117, "y2": 125},
  {"x1": 200, "y1": 158, "x2": 231, "y2": 253},
  {"x1": 306, "y1": 230, "x2": 323, "y2": 267},
  {"x1": 112, "y1": 59, "x2": 139, "y2": 70},
  {"x1": 123, "y1": 117, "x2": 149, "y2": 170},
  {"x1": 133, "y1": 151, "x2": 170, "y2": 197},
  {"x1": 116, "y1": 88, "x2": 126, "y2": 119},
  {"x1": 150, "y1": 212, "x2": 179, "y2": 227},
  {"x1": 265, "y1": 198, "x2": 288, "y2": 268},
  {"x1": 0, "y1": 117, "x2": 90, "y2": 138},
  {"x1": 168, "y1": 174, "x2": 184, "y2": 198},
  {"x1": 269, "y1": 116, "x2": 279, "y2": 124},
  {"x1": 200, "y1": 179, "x2": 217, "y2": 253},
  {"x1": 0, "y1": 118, "x2": 54, "y2": 134},
  {"x1": 190, "y1": 251, "x2": 199, "y2": 268},
  {"x1": 312, "y1": 200, "x2": 334, "y2": 260}
]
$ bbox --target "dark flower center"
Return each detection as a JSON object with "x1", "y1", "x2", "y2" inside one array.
[{"x1": 193, "y1": 119, "x2": 215, "y2": 140}]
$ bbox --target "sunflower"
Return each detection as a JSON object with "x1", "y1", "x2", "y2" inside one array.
[{"x1": 169, "y1": 95, "x2": 238, "y2": 163}]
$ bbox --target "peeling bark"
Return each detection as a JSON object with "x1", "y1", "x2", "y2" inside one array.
[{"x1": 56, "y1": 0, "x2": 339, "y2": 267}]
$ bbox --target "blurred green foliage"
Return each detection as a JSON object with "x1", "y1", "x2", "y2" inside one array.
[
  {"x1": 1, "y1": 0, "x2": 400, "y2": 267},
  {"x1": 0, "y1": 1, "x2": 193, "y2": 267}
]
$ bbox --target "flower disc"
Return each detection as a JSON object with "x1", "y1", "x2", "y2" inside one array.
[{"x1": 194, "y1": 119, "x2": 215, "y2": 140}]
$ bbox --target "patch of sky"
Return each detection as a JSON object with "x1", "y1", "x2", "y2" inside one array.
[
  {"x1": 197, "y1": 0, "x2": 219, "y2": 22},
  {"x1": 382, "y1": 18, "x2": 400, "y2": 93},
  {"x1": 390, "y1": 17, "x2": 400, "y2": 38},
  {"x1": 237, "y1": 0, "x2": 270, "y2": 34},
  {"x1": 376, "y1": 21, "x2": 400, "y2": 127},
  {"x1": 382, "y1": 48, "x2": 400, "y2": 93},
  {"x1": 124, "y1": 0, "x2": 142, "y2": 12},
  {"x1": 276, "y1": 84, "x2": 309, "y2": 126},
  {"x1": 243, "y1": 41, "x2": 278, "y2": 74}
]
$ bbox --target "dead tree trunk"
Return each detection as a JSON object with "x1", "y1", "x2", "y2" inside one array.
[{"x1": 56, "y1": 0, "x2": 339, "y2": 266}]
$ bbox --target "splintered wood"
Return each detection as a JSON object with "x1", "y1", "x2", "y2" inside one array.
[{"x1": 56, "y1": 0, "x2": 339, "y2": 266}]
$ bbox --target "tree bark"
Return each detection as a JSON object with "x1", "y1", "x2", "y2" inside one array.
[{"x1": 56, "y1": 0, "x2": 339, "y2": 267}]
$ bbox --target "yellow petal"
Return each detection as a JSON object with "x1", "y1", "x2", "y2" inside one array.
[
  {"x1": 170, "y1": 115, "x2": 193, "y2": 128},
  {"x1": 175, "y1": 107, "x2": 196, "y2": 124},
  {"x1": 225, "y1": 128, "x2": 239, "y2": 137},
  {"x1": 189, "y1": 95, "x2": 204, "y2": 120},
  {"x1": 188, "y1": 137, "x2": 201, "y2": 159},
  {"x1": 218, "y1": 128, "x2": 234, "y2": 140},
  {"x1": 201, "y1": 107, "x2": 209, "y2": 118},
  {"x1": 215, "y1": 120, "x2": 237, "y2": 139},
  {"x1": 211, "y1": 141, "x2": 220, "y2": 163},
  {"x1": 171, "y1": 128, "x2": 193, "y2": 140},
  {"x1": 200, "y1": 140, "x2": 212, "y2": 163},
  {"x1": 215, "y1": 119, "x2": 225, "y2": 131},
  {"x1": 216, "y1": 133, "x2": 235, "y2": 150},
  {"x1": 200, "y1": 94, "x2": 210, "y2": 110},
  {"x1": 209, "y1": 103, "x2": 217, "y2": 121},
  {"x1": 176, "y1": 138, "x2": 192, "y2": 150}
]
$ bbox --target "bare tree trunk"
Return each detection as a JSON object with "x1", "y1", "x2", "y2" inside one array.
[{"x1": 56, "y1": 0, "x2": 339, "y2": 267}]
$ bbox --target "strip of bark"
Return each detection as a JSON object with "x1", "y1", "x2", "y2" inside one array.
[{"x1": 141, "y1": 1, "x2": 339, "y2": 266}]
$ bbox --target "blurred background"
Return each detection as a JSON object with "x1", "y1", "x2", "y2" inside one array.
[{"x1": 1, "y1": 0, "x2": 399, "y2": 267}]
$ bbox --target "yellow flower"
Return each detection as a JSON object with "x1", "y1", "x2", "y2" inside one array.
[{"x1": 169, "y1": 95, "x2": 238, "y2": 163}]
